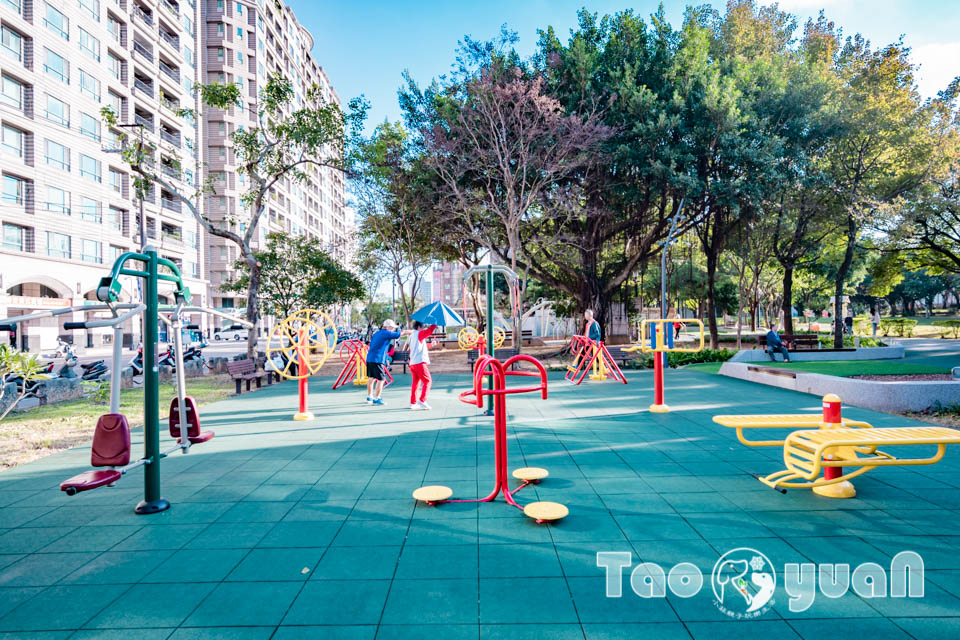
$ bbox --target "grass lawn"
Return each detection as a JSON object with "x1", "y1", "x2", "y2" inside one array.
[
  {"x1": 0, "y1": 375, "x2": 235, "y2": 472},
  {"x1": 752, "y1": 360, "x2": 952, "y2": 377},
  {"x1": 684, "y1": 362, "x2": 726, "y2": 374}
]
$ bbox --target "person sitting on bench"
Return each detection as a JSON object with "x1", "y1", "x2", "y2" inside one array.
[{"x1": 765, "y1": 323, "x2": 791, "y2": 363}]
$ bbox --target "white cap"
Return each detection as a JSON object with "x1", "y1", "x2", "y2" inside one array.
[{"x1": 382, "y1": 319, "x2": 398, "y2": 329}]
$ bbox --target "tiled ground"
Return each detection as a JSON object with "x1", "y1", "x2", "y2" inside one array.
[{"x1": 0, "y1": 368, "x2": 958, "y2": 639}]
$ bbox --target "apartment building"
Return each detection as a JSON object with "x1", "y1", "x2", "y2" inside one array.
[
  {"x1": 433, "y1": 262, "x2": 463, "y2": 308},
  {"x1": 200, "y1": 0, "x2": 348, "y2": 329},
  {"x1": 0, "y1": 0, "x2": 205, "y2": 350}
]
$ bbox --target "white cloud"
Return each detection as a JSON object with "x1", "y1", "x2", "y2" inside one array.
[{"x1": 912, "y1": 42, "x2": 960, "y2": 99}]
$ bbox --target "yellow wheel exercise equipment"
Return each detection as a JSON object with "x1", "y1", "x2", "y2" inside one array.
[
  {"x1": 266, "y1": 309, "x2": 337, "y2": 421},
  {"x1": 457, "y1": 325, "x2": 505, "y2": 351}
]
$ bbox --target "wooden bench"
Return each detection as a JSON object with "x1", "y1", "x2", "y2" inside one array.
[
  {"x1": 226, "y1": 359, "x2": 272, "y2": 394},
  {"x1": 503, "y1": 330, "x2": 535, "y2": 346},
  {"x1": 756, "y1": 333, "x2": 819, "y2": 351},
  {"x1": 391, "y1": 351, "x2": 410, "y2": 374},
  {"x1": 605, "y1": 346, "x2": 641, "y2": 368},
  {"x1": 467, "y1": 348, "x2": 520, "y2": 369}
]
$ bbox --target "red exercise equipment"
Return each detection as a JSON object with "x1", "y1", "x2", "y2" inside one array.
[
  {"x1": 60, "y1": 414, "x2": 132, "y2": 495},
  {"x1": 169, "y1": 396, "x2": 214, "y2": 444},
  {"x1": 412, "y1": 354, "x2": 568, "y2": 523}
]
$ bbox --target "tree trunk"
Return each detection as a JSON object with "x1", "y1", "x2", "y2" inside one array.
[
  {"x1": 782, "y1": 266, "x2": 794, "y2": 336},
  {"x1": 244, "y1": 257, "x2": 260, "y2": 360},
  {"x1": 705, "y1": 250, "x2": 719, "y2": 349},
  {"x1": 833, "y1": 214, "x2": 857, "y2": 348}
]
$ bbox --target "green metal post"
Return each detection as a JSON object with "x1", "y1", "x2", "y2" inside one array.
[
  {"x1": 486, "y1": 266, "x2": 494, "y2": 415},
  {"x1": 135, "y1": 248, "x2": 169, "y2": 514}
]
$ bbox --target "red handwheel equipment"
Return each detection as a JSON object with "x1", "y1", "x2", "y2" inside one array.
[{"x1": 412, "y1": 354, "x2": 568, "y2": 523}]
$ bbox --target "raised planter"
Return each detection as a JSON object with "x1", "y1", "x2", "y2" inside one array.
[
  {"x1": 730, "y1": 345, "x2": 904, "y2": 363},
  {"x1": 720, "y1": 361, "x2": 960, "y2": 412}
]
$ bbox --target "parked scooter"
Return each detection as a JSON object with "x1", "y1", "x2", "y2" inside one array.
[
  {"x1": 80, "y1": 359, "x2": 109, "y2": 381},
  {"x1": 9, "y1": 362, "x2": 55, "y2": 399}
]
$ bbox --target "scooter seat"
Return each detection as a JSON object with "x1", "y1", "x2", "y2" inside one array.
[
  {"x1": 178, "y1": 430, "x2": 214, "y2": 444},
  {"x1": 60, "y1": 469, "x2": 122, "y2": 495}
]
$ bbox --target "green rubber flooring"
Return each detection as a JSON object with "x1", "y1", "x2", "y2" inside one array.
[{"x1": 0, "y1": 369, "x2": 958, "y2": 638}]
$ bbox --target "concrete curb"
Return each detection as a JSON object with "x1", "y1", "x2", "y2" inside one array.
[
  {"x1": 719, "y1": 361, "x2": 960, "y2": 413},
  {"x1": 730, "y1": 345, "x2": 904, "y2": 363}
]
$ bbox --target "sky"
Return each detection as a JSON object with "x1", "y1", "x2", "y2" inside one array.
[{"x1": 290, "y1": 0, "x2": 960, "y2": 131}]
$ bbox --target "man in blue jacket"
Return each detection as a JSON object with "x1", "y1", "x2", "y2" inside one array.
[
  {"x1": 366, "y1": 319, "x2": 411, "y2": 405},
  {"x1": 765, "y1": 323, "x2": 791, "y2": 363}
]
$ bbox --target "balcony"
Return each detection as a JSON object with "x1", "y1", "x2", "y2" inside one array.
[
  {"x1": 133, "y1": 77, "x2": 154, "y2": 97},
  {"x1": 134, "y1": 113, "x2": 154, "y2": 131},
  {"x1": 161, "y1": 163, "x2": 181, "y2": 180},
  {"x1": 161, "y1": 196, "x2": 181, "y2": 213},
  {"x1": 133, "y1": 41, "x2": 153, "y2": 62},
  {"x1": 161, "y1": 0, "x2": 179, "y2": 16},
  {"x1": 160, "y1": 128, "x2": 181, "y2": 147},
  {"x1": 160, "y1": 30, "x2": 179, "y2": 49},
  {"x1": 159, "y1": 61, "x2": 180, "y2": 84},
  {"x1": 134, "y1": 5, "x2": 153, "y2": 26}
]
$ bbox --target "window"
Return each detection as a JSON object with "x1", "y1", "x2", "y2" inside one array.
[
  {"x1": 107, "y1": 16, "x2": 121, "y2": 42},
  {"x1": 107, "y1": 206, "x2": 123, "y2": 230},
  {"x1": 217, "y1": 22, "x2": 224, "y2": 36},
  {"x1": 186, "y1": 261, "x2": 199, "y2": 278},
  {"x1": 183, "y1": 45, "x2": 192, "y2": 66},
  {"x1": 235, "y1": 2, "x2": 241, "y2": 14},
  {"x1": 236, "y1": 52, "x2": 243, "y2": 64},
  {"x1": 1, "y1": 26, "x2": 22, "y2": 62},
  {"x1": 1, "y1": 76, "x2": 22, "y2": 109},
  {"x1": 79, "y1": 196, "x2": 101, "y2": 222},
  {"x1": 107, "y1": 244, "x2": 123, "y2": 262},
  {"x1": 46, "y1": 231, "x2": 71, "y2": 258},
  {"x1": 182, "y1": 15, "x2": 192, "y2": 33},
  {"x1": 44, "y1": 49, "x2": 69, "y2": 83},
  {"x1": 78, "y1": 0, "x2": 99, "y2": 21},
  {"x1": 219, "y1": 246, "x2": 226, "y2": 259},
  {"x1": 1, "y1": 0, "x2": 21, "y2": 15},
  {"x1": 109, "y1": 168, "x2": 122, "y2": 193},
  {"x1": 79, "y1": 154, "x2": 101, "y2": 182},
  {"x1": 2, "y1": 223, "x2": 25, "y2": 251},
  {"x1": 1, "y1": 125, "x2": 23, "y2": 157},
  {"x1": 45, "y1": 140, "x2": 70, "y2": 171},
  {"x1": 45, "y1": 94, "x2": 69, "y2": 127},
  {"x1": 237, "y1": 27, "x2": 242, "y2": 37},
  {"x1": 80, "y1": 112, "x2": 100, "y2": 141},
  {"x1": 79, "y1": 238, "x2": 101, "y2": 263},
  {"x1": 108, "y1": 92, "x2": 122, "y2": 115},
  {"x1": 185, "y1": 229, "x2": 197, "y2": 247},
  {"x1": 44, "y1": 4, "x2": 69, "y2": 40},
  {"x1": 46, "y1": 185, "x2": 69, "y2": 214},
  {"x1": 79, "y1": 70, "x2": 100, "y2": 102},
  {"x1": 78, "y1": 28, "x2": 100, "y2": 61},
  {"x1": 108, "y1": 53, "x2": 122, "y2": 80},
  {"x1": 2, "y1": 175, "x2": 25, "y2": 204},
  {"x1": 216, "y1": 47, "x2": 223, "y2": 60}
]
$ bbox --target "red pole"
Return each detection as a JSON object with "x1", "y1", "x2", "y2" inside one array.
[
  {"x1": 814, "y1": 393, "x2": 853, "y2": 498},
  {"x1": 293, "y1": 327, "x2": 314, "y2": 420}
]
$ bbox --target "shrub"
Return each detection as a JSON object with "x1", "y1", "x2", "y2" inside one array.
[
  {"x1": 879, "y1": 318, "x2": 918, "y2": 337},
  {"x1": 817, "y1": 335, "x2": 886, "y2": 348},
  {"x1": 932, "y1": 320, "x2": 960, "y2": 339},
  {"x1": 624, "y1": 348, "x2": 736, "y2": 369}
]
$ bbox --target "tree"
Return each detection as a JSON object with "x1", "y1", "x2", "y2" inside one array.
[
  {"x1": 823, "y1": 37, "x2": 936, "y2": 346},
  {"x1": 222, "y1": 232, "x2": 364, "y2": 321},
  {"x1": 353, "y1": 123, "x2": 434, "y2": 323},
  {"x1": 401, "y1": 32, "x2": 611, "y2": 344},
  {"x1": 104, "y1": 73, "x2": 365, "y2": 358},
  {"x1": 0, "y1": 346, "x2": 44, "y2": 421}
]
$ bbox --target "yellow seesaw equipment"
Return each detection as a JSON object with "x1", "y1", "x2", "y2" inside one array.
[{"x1": 714, "y1": 394, "x2": 960, "y2": 498}]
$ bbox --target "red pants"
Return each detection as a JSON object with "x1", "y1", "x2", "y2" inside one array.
[{"x1": 410, "y1": 363, "x2": 432, "y2": 404}]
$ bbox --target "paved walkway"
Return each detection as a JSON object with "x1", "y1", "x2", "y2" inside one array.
[
  {"x1": 898, "y1": 338, "x2": 959, "y2": 370},
  {"x1": 0, "y1": 370, "x2": 958, "y2": 638}
]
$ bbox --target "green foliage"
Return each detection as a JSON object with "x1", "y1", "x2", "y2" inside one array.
[
  {"x1": 81, "y1": 380, "x2": 110, "y2": 405},
  {"x1": 932, "y1": 319, "x2": 960, "y2": 338},
  {"x1": 0, "y1": 345, "x2": 46, "y2": 420},
  {"x1": 626, "y1": 348, "x2": 736, "y2": 369},
  {"x1": 222, "y1": 232, "x2": 364, "y2": 319},
  {"x1": 878, "y1": 318, "x2": 918, "y2": 337},
  {"x1": 816, "y1": 334, "x2": 885, "y2": 347}
]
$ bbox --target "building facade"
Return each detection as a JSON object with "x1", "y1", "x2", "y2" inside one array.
[
  {"x1": 432, "y1": 262, "x2": 463, "y2": 308},
  {"x1": 199, "y1": 0, "x2": 347, "y2": 333},
  {"x1": 0, "y1": 0, "x2": 346, "y2": 350},
  {"x1": 0, "y1": 0, "x2": 205, "y2": 349}
]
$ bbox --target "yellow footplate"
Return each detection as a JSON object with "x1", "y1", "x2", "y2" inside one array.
[
  {"x1": 412, "y1": 485, "x2": 453, "y2": 503},
  {"x1": 512, "y1": 467, "x2": 548, "y2": 481},
  {"x1": 523, "y1": 501, "x2": 568, "y2": 522}
]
